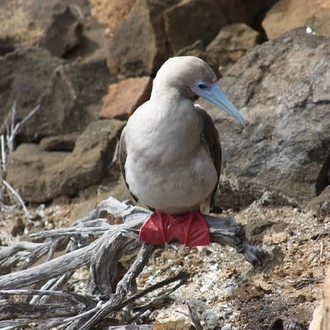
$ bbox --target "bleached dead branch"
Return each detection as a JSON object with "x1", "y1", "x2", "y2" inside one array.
[{"x1": 0, "y1": 197, "x2": 266, "y2": 329}]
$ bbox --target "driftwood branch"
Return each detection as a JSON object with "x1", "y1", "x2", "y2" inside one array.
[{"x1": 0, "y1": 197, "x2": 266, "y2": 329}]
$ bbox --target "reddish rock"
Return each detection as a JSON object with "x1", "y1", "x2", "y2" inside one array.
[
  {"x1": 305, "y1": 12, "x2": 330, "y2": 39},
  {"x1": 262, "y1": 0, "x2": 330, "y2": 40},
  {"x1": 89, "y1": 0, "x2": 136, "y2": 34},
  {"x1": 100, "y1": 77, "x2": 152, "y2": 120}
]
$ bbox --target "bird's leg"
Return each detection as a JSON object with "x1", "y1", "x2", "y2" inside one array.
[{"x1": 139, "y1": 210, "x2": 210, "y2": 247}]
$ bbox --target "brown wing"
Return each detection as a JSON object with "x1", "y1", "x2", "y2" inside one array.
[
  {"x1": 119, "y1": 129, "x2": 139, "y2": 202},
  {"x1": 195, "y1": 104, "x2": 221, "y2": 204}
]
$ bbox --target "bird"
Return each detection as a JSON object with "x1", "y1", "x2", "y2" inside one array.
[{"x1": 119, "y1": 56, "x2": 244, "y2": 246}]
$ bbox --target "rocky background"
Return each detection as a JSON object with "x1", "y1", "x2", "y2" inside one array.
[{"x1": 0, "y1": 0, "x2": 330, "y2": 329}]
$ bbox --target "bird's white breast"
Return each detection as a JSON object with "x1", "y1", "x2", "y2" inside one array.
[{"x1": 123, "y1": 97, "x2": 217, "y2": 214}]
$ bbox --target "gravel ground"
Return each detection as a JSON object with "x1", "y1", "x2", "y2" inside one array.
[{"x1": 0, "y1": 192, "x2": 328, "y2": 329}]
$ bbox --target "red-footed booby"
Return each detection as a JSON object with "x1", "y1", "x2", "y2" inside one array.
[{"x1": 119, "y1": 56, "x2": 244, "y2": 246}]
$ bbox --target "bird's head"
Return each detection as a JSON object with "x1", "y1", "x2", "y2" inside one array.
[{"x1": 153, "y1": 56, "x2": 245, "y2": 127}]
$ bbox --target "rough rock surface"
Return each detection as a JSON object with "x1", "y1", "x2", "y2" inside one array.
[
  {"x1": 100, "y1": 77, "x2": 152, "y2": 119},
  {"x1": 164, "y1": 0, "x2": 228, "y2": 54},
  {"x1": 205, "y1": 28, "x2": 330, "y2": 207},
  {"x1": 175, "y1": 40, "x2": 206, "y2": 62},
  {"x1": 0, "y1": 47, "x2": 115, "y2": 142},
  {"x1": 39, "y1": 132, "x2": 80, "y2": 152},
  {"x1": 164, "y1": 0, "x2": 267, "y2": 55},
  {"x1": 107, "y1": 0, "x2": 177, "y2": 77},
  {"x1": 108, "y1": 0, "x2": 274, "y2": 77},
  {"x1": 304, "y1": 186, "x2": 330, "y2": 222},
  {"x1": 262, "y1": 0, "x2": 330, "y2": 40},
  {"x1": 206, "y1": 23, "x2": 260, "y2": 76},
  {"x1": 1, "y1": 1, "x2": 330, "y2": 328},
  {"x1": 0, "y1": 0, "x2": 83, "y2": 57},
  {"x1": 89, "y1": 0, "x2": 136, "y2": 34},
  {"x1": 39, "y1": 5, "x2": 82, "y2": 57},
  {"x1": 6, "y1": 120, "x2": 125, "y2": 202}
]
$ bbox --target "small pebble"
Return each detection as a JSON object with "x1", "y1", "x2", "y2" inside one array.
[
  {"x1": 221, "y1": 323, "x2": 232, "y2": 330},
  {"x1": 223, "y1": 307, "x2": 233, "y2": 318}
]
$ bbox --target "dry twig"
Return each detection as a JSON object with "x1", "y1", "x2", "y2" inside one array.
[{"x1": 0, "y1": 102, "x2": 40, "y2": 216}]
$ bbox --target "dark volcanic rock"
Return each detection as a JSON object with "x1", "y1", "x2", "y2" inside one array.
[
  {"x1": 0, "y1": 48, "x2": 62, "y2": 125},
  {"x1": 205, "y1": 28, "x2": 330, "y2": 207},
  {"x1": 39, "y1": 5, "x2": 82, "y2": 57},
  {"x1": 108, "y1": 0, "x2": 272, "y2": 77},
  {"x1": 164, "y1": 0, "x2": 228, "y2": 54},
  {"x1": 0, "y1": 47, "x2": 116, "y2": 142},
  {"x1": 303, "y1": 185, "x2": 330, "y2": 222},
  {"x1": 206, "y1": 23, "x2": 260, "y2": 76},
  {"x1": 107, "y1": 0, "x2": 178, "y2": 77},
  {"x1": 0, "y1": 35, "x2": 15, "y2": 56},
  {"x1": 165, "y1": 0, "x2": 273, "y2": 55},
  {"x1": 6, "y1": 120, "x2": 125, "y2": 203},
  {"x1": 39, "y1": 132, "x2": 80, "y2": 152}
]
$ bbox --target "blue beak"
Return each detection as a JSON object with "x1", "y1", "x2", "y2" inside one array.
[{"x1": 193, "y1": 83, "x2": 245, "y2": 127}]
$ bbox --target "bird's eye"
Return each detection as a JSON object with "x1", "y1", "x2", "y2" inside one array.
[{"x1": 197, "y1": 82, "x2": 208, "y2": 90}]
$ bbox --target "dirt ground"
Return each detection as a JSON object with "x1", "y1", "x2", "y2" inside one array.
[
  {"x1": 1, "y1": 177, "x2": 328, "y2": 330},
  {"x1": 0, "y1": 0, "x2": 329, "y2": 328}
]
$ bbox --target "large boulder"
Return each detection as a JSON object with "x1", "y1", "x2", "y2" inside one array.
[
  {"x1": 262, "y1": 0, "x2": 330, "y2": 40},
  {"x1": 38, "y1": 4, "x2": 82, "y2": 57},
  {"x1": 107, "y1": 0, "x2": 274, "y2": 77},
  {"x1": 107, "y1": 0, "x2": 178, "y2": 77},
  {"x1": 164, "y1": 0, "x2": 269, "y2": 54},
  {"x1": 206, "y1": 23, "x2": 260, "y2": 76},
  {"x1": 164, "y1": 0, "x2": 228, "y2": 54},
  {"x1": 6, "y1": 119, "x2": 125, "y2": 203},
  {"x1": 0, "y1": 47, "x2": 116, "y2": 142},
  {"x1": 89, "y1": 0, "x2": 136, "y2": 34},
  {"x1": 205, "y1": 28, "x2": 330, "y2": 208},
  {"x1": 0, "y1": 0, "x2": 83, "y2": 57}
]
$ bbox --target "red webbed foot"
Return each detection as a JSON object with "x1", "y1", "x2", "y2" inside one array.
[{"x1": 139, "y1": 210, "x2": 210, "y2": 246}]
